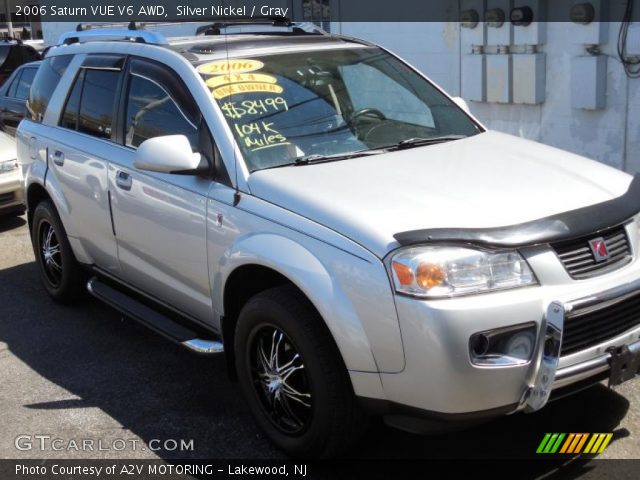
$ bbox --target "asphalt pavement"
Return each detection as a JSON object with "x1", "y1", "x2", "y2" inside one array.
[{"x1": 1, "y1": 213, "x2": 639, "y2": 476}]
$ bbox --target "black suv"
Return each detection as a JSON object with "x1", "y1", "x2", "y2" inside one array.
[
  {"x1": 0, "y1": 39, "x2": 41, "y2": 86},
  {"x1": 0, "y1": 61, "x2": 40, "y2": 136}
]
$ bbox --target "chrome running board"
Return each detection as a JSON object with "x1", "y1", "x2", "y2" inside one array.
[{"x1": 87, "y1": 277, "x2": 223, "y2": 355}]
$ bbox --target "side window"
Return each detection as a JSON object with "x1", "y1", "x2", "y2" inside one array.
[
  {"x1": 14, "y1": 68, "x2": 37, "y2": 100},
  {"x1": 124, "y1": 73, "x2": 199, "y2": 149},
  {"x1": 78, "y1": 70, "x2": 119, "y2": 139},
  {"x1": 60, "y1": 69, "x2": 84, "y2": 130},
  {"x1": 6, "y1": 70, "x2": 22, "y2": 97},
  {"x1": 28, "y1": 55, "x2": 72, "y2": 122}
]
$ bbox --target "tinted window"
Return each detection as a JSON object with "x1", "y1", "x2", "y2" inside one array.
[
  {"x1": 6, "y1": 71, "x2": 21, "y2": 97},
  {"x1": 0, "y1": 46, "x2": 10, "y2": 67},
  {"x1": 124, "y1": 74, "x2": 198, "y2": 149},
  {"x1": 78, "y1": 69, "x2": 119, "y2": 139},
  {"x1": 23, "y1": 47, "x2": 40, "y2": 62},
  {"x1": 59, "y1": 69, "x2": 84, "y2": 130},
  {"x1": 28, "y1": 55, "x2": 72, "y2": 122},
  {"x1": 14, "y1": 67, "x2": 37, "y2": 100},
  {"x1": 0, "y1": 46, "x2": 22, "y2": 71}
]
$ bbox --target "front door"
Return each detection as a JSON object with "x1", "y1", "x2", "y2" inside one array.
[{"x1": 108, "y1": 58, "x2": 214, "y2": 323}]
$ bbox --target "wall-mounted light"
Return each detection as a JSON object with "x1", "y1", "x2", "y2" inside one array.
[
  {"x1": 570, "y1": 3, "x2": 596, "y2": 25},
  {"x1": 485, "y1": 8, "x2": 506, "y2": 28},
  {"x1": 460, "y1": 9, "x2": 480, "y2": 29},
  {"x1": 511, "y1": 6, "x2": 534, "y2": 26}
]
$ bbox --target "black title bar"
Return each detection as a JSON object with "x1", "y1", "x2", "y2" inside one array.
[{"x1": 9, "y1": 0, "x2": 640, "y2": 23}]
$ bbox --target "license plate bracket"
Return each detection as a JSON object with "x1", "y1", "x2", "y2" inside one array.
[{"x1": 608, "y1": 345, "x2": 640, "y2": 387}]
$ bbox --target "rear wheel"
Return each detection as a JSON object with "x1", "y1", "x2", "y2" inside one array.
[
  {"x1": 31, "y1": 200, "x2": 85, "y2": 302},
  {"x1": 234, "y1": 285, "x2": 368, "y2": 457}
]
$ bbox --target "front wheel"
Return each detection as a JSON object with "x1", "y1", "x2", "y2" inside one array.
[{"x1": 234, "y1": 285, "x2": 368, "y2": 457}]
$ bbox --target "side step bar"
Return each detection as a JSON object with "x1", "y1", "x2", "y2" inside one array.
[{"x1": 87, "y1": 277, "x2": 224, "y2": 355}]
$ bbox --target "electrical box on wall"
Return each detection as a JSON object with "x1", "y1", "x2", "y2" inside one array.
[
  {"x1": 462, "y1": 54, "x2": 487, "y2": 102},
  {"x1": 570, "y1": 0, "x2": 609, "y2": 45},
  {"x1": 486, "y1": 0, "x2": 513, "y2": 46},
  {"x1": 627, "y1": 22, "x2": 640, "y2": 56},
  {"x1": 486, "y1": 54, "x2": 512, "y2": 103},
  {"x1": 571, "y1": 55, "x2": 607, "y2": 109},
  {"x1": 513, "y1": 53, "x2": 546, "y2": 104},
  {"x1": 460, "y1": 0, "x2": 487, "y2": 46},
  {"x1": 512, "y1": 0, "x2": 547, "y2": 45}
]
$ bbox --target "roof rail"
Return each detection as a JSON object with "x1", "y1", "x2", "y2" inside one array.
[
  {"x1": 59, "y1": 28, "x2": 167, "y2": 46},
  {"x1": 195, "y1": 16, "x2": 307, "y2": 35},
  {"x1": 76, "y1": 22, "x2": 137, "y2": 32}
]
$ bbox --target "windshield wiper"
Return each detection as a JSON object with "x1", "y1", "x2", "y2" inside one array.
[
  {"x1": 381, "y1": 135, "x2": 467, "y2": 152},
  {"x1": 293, "y1": 148, "x2": 382, "y2": 166}
]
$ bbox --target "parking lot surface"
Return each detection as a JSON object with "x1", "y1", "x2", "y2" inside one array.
[{"x1": 0, "y1": 214, "x2": 639, "y2": 472}]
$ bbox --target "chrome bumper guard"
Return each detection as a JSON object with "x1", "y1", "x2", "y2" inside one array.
[{"x1": 518, "y1": 277, "x2": 640, "y2": 413}]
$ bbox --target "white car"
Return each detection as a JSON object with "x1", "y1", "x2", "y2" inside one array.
[{"x1": 0, "y1": 130, "x2": 23, "y2": 215}]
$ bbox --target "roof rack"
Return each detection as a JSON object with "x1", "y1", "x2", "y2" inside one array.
[
  {"x1": 59, "y1": 17, "x2": 326, "y2": 46},
  {"x1": 59, "y1": 26, "x2": 167, "y2": 46},
  {"x1": 195, "y1": 16, "x2": 321, "y2": 36}
]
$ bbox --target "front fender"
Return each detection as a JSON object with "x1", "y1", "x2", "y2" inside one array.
[{"x1": 215, "y1": 233, "x2": 403, "y2": 373}]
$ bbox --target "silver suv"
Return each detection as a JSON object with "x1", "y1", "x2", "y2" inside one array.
[{"x1": 18, "y1": 21, "x2": 640, "y2": 457}]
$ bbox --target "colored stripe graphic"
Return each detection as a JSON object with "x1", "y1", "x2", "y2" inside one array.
[
  {"x1": 537, "y1": 433, "x2": 566, "y2": 453},
  {"x1": 573, "y1": 433, "x2": 589, "y2": 453},
  {"x1": 597, "y1": 433, "x2": 613, "y2": 453},
  {"x1": 538, "y1": 433, "x2": 613, "y2": 454},
  {"x1": 584, "y1": 433, "x2": 614, "y2": 454},
  {"x1": 537, "y1": 433, "x2": 552, "y2": 453},
  {"x1": 559, "y1": 433, "x2": 575, "y2": 453}
]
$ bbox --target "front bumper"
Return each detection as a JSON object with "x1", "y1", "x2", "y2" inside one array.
[
  {"x1": 0, "y1": 169, "x2": 24, "y2": 212},
  {"x1": 374, "y1": 259, "x2": 640, "y2": 416},
  {"x1": 518, "y1": 279, "x2": 640, "y2": 412}
]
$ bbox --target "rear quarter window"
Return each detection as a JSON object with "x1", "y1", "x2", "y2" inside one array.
[{"x1": 27, "y1": 55, "x2": 72, "y2": 122}]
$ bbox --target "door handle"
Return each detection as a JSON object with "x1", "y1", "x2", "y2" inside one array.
[
  {"x1": 51, "y1": 150, "x2": 64, "y2": 166},
  {"x1": 115, "y1": 171, "x2": 132, "y2": 191}
]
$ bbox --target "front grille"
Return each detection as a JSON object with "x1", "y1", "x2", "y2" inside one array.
[
  {"x1": 0, "y1": 191, "x2": 15, "y2": 206},
  {"x1": 552, "y1": 225, "x2": 632, "y2": 279},
  {"x1": 561, "y1": 291, "x2": 640, "y2": 356}
]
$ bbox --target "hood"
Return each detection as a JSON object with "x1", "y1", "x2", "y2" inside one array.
[{"x1": 247, "y1": 131, "x2": 633, "y2": 257}]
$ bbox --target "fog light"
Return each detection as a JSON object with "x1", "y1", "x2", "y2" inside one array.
[
  {"x1": 506, "y1": 331, "x2": 535, "y2": 360},
  {"x1": 470, "y1": 323, "x2": 537, "y2": 366}
]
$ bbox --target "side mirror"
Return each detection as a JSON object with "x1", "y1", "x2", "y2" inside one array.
[
  {"x1": 133, "y1": 135, "x2": 204, "y2": 174},
  {"x1": 452, "y1": 97, "x2": 471, "y2": 114}
]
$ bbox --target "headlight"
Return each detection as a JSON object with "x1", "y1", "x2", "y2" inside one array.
[
  {"x1": 389, "y1": 246, "x2": 537, "y2": 298},
  {"x1": 0, "y1": 159, "x2": 18, "y2": 173}
]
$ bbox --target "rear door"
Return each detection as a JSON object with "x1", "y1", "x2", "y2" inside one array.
[
  {"x1": 47, "y1": 55, "x2": 125, "y2": 273},
  {"x1": 108, "y1": 57, "x2": 213, "y2": 322}
]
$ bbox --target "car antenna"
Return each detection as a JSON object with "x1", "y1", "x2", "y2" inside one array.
[{"x1": 221, "y1": 7, "x2": 242, "y2": 207}]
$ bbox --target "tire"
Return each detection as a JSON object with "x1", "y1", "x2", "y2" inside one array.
[
  {"x1": 234, "y1": 285, "x2": 368, "y2": 458},
  {"x1": 31, "y1": 200, "x2": 85, "y2": 302}
]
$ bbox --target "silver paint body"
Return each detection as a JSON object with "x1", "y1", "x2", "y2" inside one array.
[{"x1": 17, "y1": 36, "x2": 640, "y2": 416}]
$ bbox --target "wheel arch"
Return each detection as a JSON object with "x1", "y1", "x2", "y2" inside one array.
[
  {"x1": 217, "y1": 234, "x2": 380, "y2": 380},
  {"x1": 26, "y1": 182, "x2": 51, "y2": 228}
]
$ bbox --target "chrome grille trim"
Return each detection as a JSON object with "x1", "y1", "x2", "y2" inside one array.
[{"x1": 552, "y1": 225, "x2": 632, "y2": 279}]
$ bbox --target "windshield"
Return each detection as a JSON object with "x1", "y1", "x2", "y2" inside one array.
[{"x1": 198, "y1": 47, "x2": 481, "y2": 172}]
